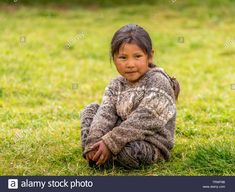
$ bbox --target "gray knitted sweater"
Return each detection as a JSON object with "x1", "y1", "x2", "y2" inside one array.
[{"x1": 84, "y1": 67, "x2": 176, "y2": 160}]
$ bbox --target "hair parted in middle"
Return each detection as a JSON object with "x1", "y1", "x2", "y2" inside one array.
[{"x1": 110, "y1": 24, "x2": 153, "y2": 60}]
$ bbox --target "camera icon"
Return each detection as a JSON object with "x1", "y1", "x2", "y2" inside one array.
[{"x1": 8, "y1": 179, "x2": 18, "y2": 189}]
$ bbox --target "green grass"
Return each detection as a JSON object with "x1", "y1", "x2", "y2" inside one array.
[{"x1": 0, "y1": 0, "x2": 235, "y2": 175}]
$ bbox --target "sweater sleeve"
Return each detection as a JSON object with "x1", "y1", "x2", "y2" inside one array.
[
  {"x1": 83, "y1": 79, "x2": 119, "y2": 154},
  {"x1": 102, "y1": 75, "x2": 176, "y2": 155}
]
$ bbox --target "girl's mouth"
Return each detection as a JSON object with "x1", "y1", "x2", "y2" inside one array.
[{"x1": 125, "y1": 71, "x2": 137, "y2": 74}]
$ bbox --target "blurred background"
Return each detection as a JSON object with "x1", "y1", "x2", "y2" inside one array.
[{"x1": 0, "y1": 0, "x2": 234, "y2": 175}]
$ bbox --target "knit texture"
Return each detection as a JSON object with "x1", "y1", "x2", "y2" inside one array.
[
  {"x1": 83, "y1": 67, "x2": 176, "y2": 161},
  {"x1": 81, "y1": 104, "x2": 163, "y2": 168}
]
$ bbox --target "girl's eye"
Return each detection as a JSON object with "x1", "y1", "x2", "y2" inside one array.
[
  {"x1": 118, "y1": 56, "x2": 127, "y2": 60},
  {"x1": 135, "y1": 55, "x2": 142, "y2": 58}
]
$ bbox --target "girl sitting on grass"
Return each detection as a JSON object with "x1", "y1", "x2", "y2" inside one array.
[{"x1": 80, "y1": 24, "x2": 180, "y2": 169}]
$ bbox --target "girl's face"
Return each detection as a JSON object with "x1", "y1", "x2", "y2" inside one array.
[{"x1": 114, "y1": 43, "x2": 154, "y2": 83}]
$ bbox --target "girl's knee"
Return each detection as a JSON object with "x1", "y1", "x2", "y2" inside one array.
[
  {"x1": 83, "y1": 103, "x2": 99, "y2": 115},
  {"x1": 115, "y1": 141, "x2": 154, "y2": 169},
  {"x1": 115, "y1": 147, "x2": 140, "y2": 169},
  {"x1": 80, "y1": 103, "x2": 99, "y2": 121}
]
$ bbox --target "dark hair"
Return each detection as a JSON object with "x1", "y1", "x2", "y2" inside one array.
[
  {"x1": 111, "y1": 24, "x2": 153, "y2": 59},
  {"x1": 110, "y1": 24, "x2": 180, "y2": 101},
  {"x1": 157, "y1": 70, "x2": 181, "y2": 101}
]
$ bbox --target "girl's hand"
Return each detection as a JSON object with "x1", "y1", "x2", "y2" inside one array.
[
  {"x1": 92, "y1": 140, "x2": 112, "y2": 166},
  {"x1": 85, "y1": 149, "x2": 97, "y2": 161}
]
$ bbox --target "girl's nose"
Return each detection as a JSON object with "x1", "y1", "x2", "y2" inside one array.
[{"x1": 126, "y1": 59, "x2": 135, "y2": 68}]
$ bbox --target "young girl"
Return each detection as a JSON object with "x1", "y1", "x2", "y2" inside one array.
[{"x1": 80, "y1": 24, "x2": 180, "y2": 169}]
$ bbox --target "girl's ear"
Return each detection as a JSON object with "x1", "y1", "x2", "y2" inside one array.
[{"x1": 148, "y1": 49, "x2": 155, "y2": 63}]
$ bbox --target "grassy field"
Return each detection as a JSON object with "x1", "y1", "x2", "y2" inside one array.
[{"x1": 0, "y1": 0, "x2": 234, "y2": 175}]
